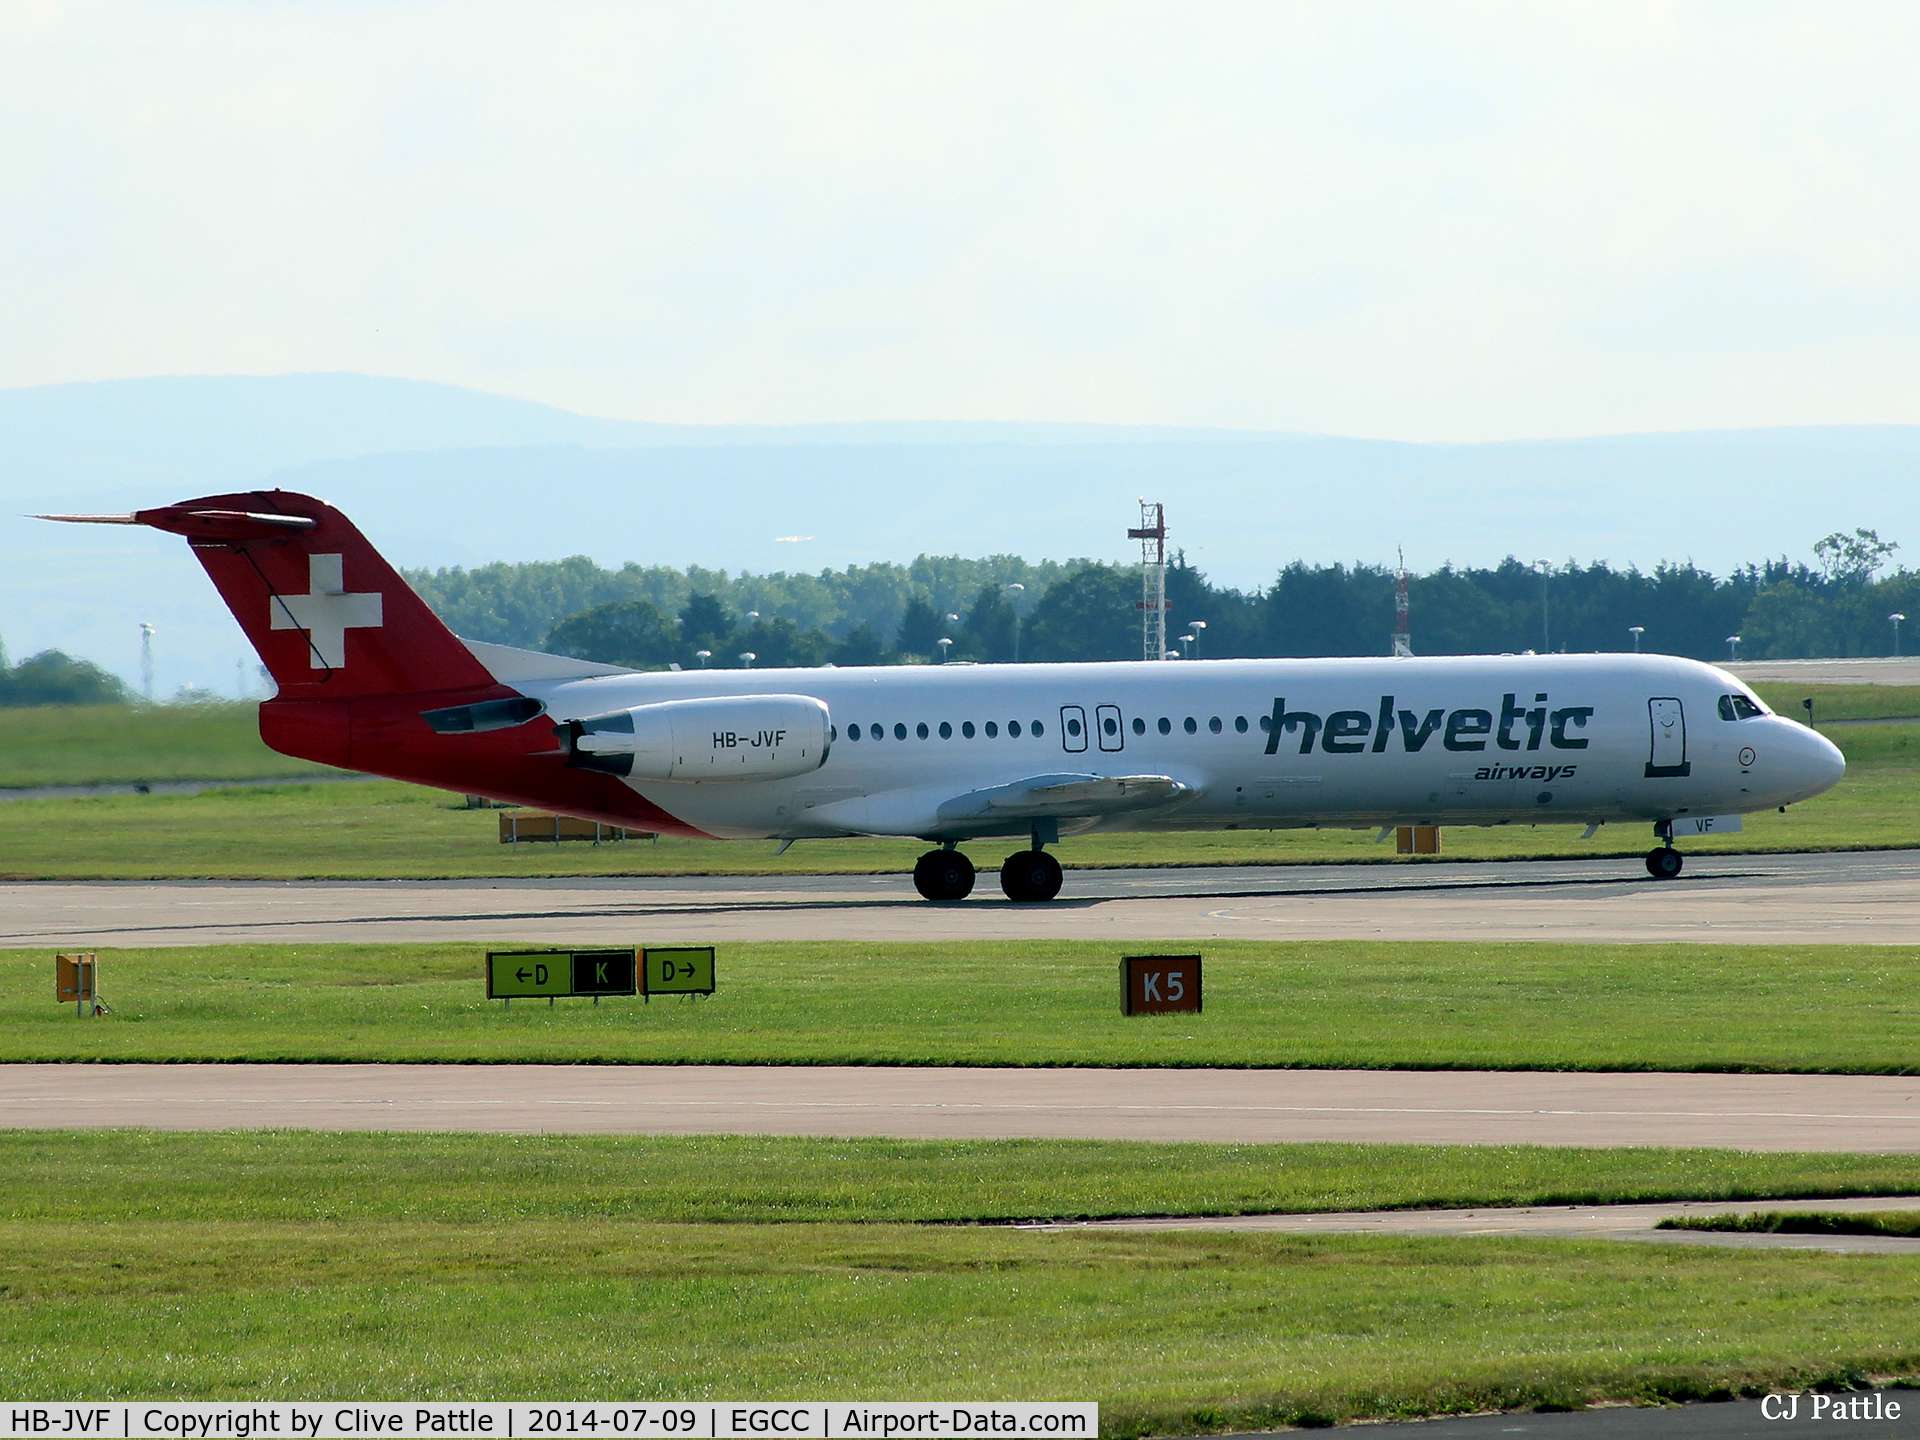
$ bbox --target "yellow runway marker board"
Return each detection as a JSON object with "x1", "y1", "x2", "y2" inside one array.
[
  {"x1": 644, "y1": 946, "x2": 716, "y2": 996},
  {"x1": 486, "y1": 950, "x2": 636, "y2": 999}
]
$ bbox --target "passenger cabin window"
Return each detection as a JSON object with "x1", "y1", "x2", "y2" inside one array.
[
  {"x1": 1183, "y1": 716, "x2": 1197, "y2": 734},
  {"x1": 939, "y1": 721, "x2": 953, "y2": 739},
  {"x1": 1009, "y1": 720, "x2": 1022, "y2": 737},
  {"x1": 1235, "y1": 716, "x2": 1248, "y2": 733},
  {"x1": 917, "y1": 722, "x2": 929, "y2": 739},
  {"x1": 1132, "y1": 717, "x2": 1146, "y2": 735},
  {"x1": 962, "y1": 721, "x2": 976, "y2": 738},
  {"x1": 1031, "y1": 720, "x2": 1045, "y2": 736},
  {"x1": 1157, "y1": 717, "x2": 1171, "y2": 734},
  {"x1": 869, "y1": 724, "x2": 883, "y2": 741},
  {"x1": 985, "y1": 721, "x2": 999, "y2": 737},
  {"x1": 894, "y1": 723, "x2": 907, "y2": 740},
  {"x1": 1718, "y1": 693, "x2": 1765, "y2": 721},
  {"x1": 1209, "y1": 716, "x2": 1223, "y2": 734}
]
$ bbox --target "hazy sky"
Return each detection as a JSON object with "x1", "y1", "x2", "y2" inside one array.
[{"x1": 5, "y1": 1, "x2": 1920, "y2": 441}]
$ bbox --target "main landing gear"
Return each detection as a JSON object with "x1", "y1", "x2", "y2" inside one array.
[
  {"x1": 912, "y1": 830, "x2": 1064, "y2": 904},
  {"x1": 1644, "y1": 820, "x2": 1683, "y2": 879},
  {"x1": 999, "y1": 848, "x2": 1063, "y2": 903},
  {"x1": 913, "y1": 848, "x2": 976, "y2": 901}
]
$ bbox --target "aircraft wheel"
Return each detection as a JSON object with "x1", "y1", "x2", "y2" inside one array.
[
  {"x1": 1000, "y1": 850, "x2": 1064, "y2": 903},
  {"x1": 1645, "y1": 847, "x2": 1683, "y2": 880},
  {"x1": 914, "y1": 849, "x2": 976, "y2": 901}
]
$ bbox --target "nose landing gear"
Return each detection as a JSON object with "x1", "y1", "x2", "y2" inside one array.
[
  {"x1": 913, "y1": 848, "x2": 976, "y2": 901},
  {"x1": 1645, "y1": 847, "x2": 1684, "y2": 879},
  {"x1": 1645, "y1": 820, "x2": 1683, "y2": 879}
]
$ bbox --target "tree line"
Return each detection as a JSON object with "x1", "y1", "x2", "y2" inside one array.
[
  {"x1": 0, "y1": 640, "x2": 129, "y2": 706},
  {"x1": 408, "y1": 526, "x2": 1914, "y2": 670}
]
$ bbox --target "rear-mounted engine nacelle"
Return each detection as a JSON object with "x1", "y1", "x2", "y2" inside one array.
[{"x1": 560, "y1": 694, "x2": 832, "y2": 782}]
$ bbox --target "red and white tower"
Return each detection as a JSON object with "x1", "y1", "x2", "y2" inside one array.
[{"x1": 1129, "y1": 500, "x2": 1169, "y2": 660}]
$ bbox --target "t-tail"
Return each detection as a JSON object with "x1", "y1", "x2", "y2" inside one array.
[{"x1": 38, "y1": 491, "x2": 698, "y2": 833}]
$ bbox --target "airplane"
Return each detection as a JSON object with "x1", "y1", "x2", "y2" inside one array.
[{"x1": 42, "y1": 491, "x2": 1846, "y2": 901}]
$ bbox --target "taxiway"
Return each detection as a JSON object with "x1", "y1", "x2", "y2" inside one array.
[{"x1": 3, "y1": 848, "x2": 1919, "y2": 947}]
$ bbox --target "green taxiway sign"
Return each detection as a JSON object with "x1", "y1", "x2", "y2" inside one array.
[
  {"x1": 487, "y1": 950, "x2": 637, "y2": 1000},
  {"x1": 644, "y1": 946, "x2": 716, "y2": 996}
]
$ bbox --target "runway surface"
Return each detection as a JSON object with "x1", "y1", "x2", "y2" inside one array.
[
  {"x1": 1057, "y1": 1193, "x2": 1920, "y2": 1253},
  {"x1": 6, "y1": 1063, "x2": 1918, "y2": 1149},
  {"x1": 1729, "y1": 656, "x2": 1920, "y2": 686},
  {"x1": 5, "y1": 848, "x2": 1920, "y2": 946}
]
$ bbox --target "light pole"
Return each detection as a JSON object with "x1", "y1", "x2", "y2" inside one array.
[
  {"x1": 1187, "y1": 619, "x2": 1207, "y2": 659},
  {"x1": 1726, "y1": 635, "x2": 1741, "y2": 661},
  {"x1": 1892, "y1": 613, "x2": 1906, "y2": 657},
  {"x1": 1177, "y1": 633, "x2": 1195, "y2": 658},
  {"x1": 1534, "y1": 561, "x2": 1551, "y2": 652},
  {"x1": 1006, "y1": 583, "x2": 1025, "y2": 662},
  {"x1": 138, "y1": 622, "x2": 156, "y2": 703},
  {"x1": 695, "y1": 650, "x2": 711, "y2": 668},
  {"x1": 738, "y1": 651, "x2": 756, "y2": 668},
  {"x1": 937, "y1": 637, "x2": 952, "y2": 663},
  {"x1": 1628, "y1": 626, "x2": 1643, "y2": 653}
]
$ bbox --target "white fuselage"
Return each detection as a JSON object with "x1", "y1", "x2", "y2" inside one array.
[{"x1": 520, "y1": 653, "x2": 1845, "y2": 843}]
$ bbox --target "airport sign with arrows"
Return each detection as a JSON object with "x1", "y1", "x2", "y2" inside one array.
[
  {"x1": 643, "y1": 946, "x2": 715, "y2": 996},
  {"x1": 486, "y1": 949, "x2": 637, "y2": 1000}
]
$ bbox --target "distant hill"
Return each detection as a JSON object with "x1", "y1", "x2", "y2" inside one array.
[{"x1": 5, "y1": 372, "x2": 1918, "y2": 694}]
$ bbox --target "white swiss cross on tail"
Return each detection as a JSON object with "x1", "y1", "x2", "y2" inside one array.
[{"x1": 271, "y1": 553, "x2": 383, "y2": 668}]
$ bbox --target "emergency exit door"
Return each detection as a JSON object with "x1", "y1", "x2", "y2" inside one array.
[
  {"x1": 1645, "y1": 697, "x2": 1691, "y2": 777},
  {"x1": 1096, "y1": 704, "x2": 1124, "y2": 751}
]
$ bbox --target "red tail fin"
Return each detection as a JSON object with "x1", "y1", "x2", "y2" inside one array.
[{"x1": 136, "y1": 490, "x2": 493, "y2": 700}]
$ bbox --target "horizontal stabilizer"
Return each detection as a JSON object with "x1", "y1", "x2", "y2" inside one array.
[{"x1": 462, "y1": 638, "x2": 637, "y2": 684}]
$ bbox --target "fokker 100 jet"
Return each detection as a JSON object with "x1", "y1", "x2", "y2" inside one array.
[{"x1": 44, "y1": 492, "x2": 1846, "y2": 902}]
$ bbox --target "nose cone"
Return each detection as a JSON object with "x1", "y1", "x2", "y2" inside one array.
[{"x1": 1767, "y1": 719, "x2": 1846, "y2": 805}]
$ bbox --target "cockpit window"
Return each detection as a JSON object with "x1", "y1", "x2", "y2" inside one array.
[{"x1": 1718, "y1": 693, "x2": 1765, "y2": 721}]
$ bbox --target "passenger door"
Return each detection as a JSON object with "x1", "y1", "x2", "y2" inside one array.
[
  {"x1": 1646, "y1": 697, "x2": 1691, "y2": 777},
  {"x1": 1095, "y1": 703, "x2": 1124, "y2": 752},
  {"x1": 1060, "y1": 704, "x2": 1088, "y2": 753}
]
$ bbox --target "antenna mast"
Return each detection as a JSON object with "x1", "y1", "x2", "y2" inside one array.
[
  {"x1": 139, "y1": 622, "x2": 156, "y2": 702},
  {"x1": 1129, "y1": 500, "x2": 1169, "y2": 660},
  {"x1": 1391, "y1": 548, "x2": 1412, "y2": 657}
]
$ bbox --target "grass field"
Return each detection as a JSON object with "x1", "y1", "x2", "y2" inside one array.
[
  {"x1": 0, "y1": 722, "x2": 1912, "y2": 880},
  {"x1": 7, "y1": 939, "x2": 1917, "y2": 1071},
  {"x1": 8, "y1": 695, "x2": 1914, "y2": 1423},
  {"x1": 1, "y1": 1133, "x2": 1915, "y2": 1421},
  {"x1": 1750, "y1": 682, "x2": 1920, "y2": 722},
  {"x1": 0, "y1": 703, "x2": 332, "y2": 788}
]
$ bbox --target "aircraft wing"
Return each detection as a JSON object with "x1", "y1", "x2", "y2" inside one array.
[
  {"x1": 804, "y1": 772, "x2": 1197, "y2": 839},
  {"x1": 935, "y1": 772, "x2": 1195, "y2": 823}
]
